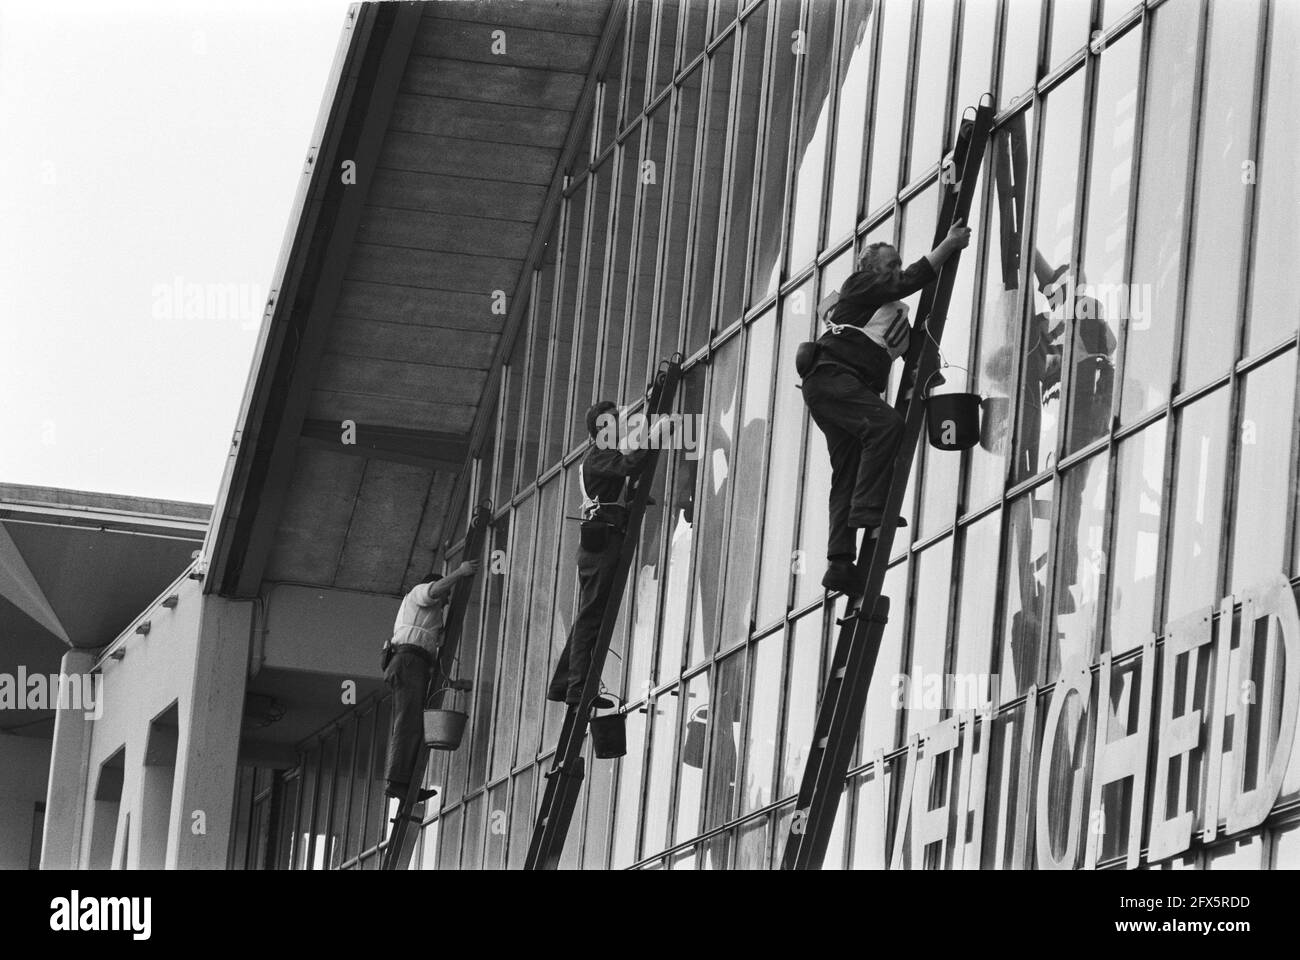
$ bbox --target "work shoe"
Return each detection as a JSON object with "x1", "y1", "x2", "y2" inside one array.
[
  {"x1": 386, "y1": 782, "x2": 439, "y2": 803},
  {"x1": 822, "y1": 560, "x2": 863, "y2": 595},
  {"x1": 848, "y1": 510, "x2": 907, "y2": 529}
]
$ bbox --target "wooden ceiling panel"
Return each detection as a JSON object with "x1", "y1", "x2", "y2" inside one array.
[
  {"x1": 402, "y1": 469, "x2": 458, "y2": 588},
  {"x1": 307, "y1": 389, "x2": 478, "y2": 435},
  {"x1": 389, "y1": 93, "x2": 571, "y2": 150},
  {"x1": 379, "y1": 129, "x2": 558, "y2": 184},
  {"x1": 425, "y1": 0, "x2": 609, "y2": 38},
  {"x1": 356, "y1": 205, "x2": 534, "y2": 259},
  {"x1": 401, "y1": 56, "x2": 585, "y2": 111},
  {"x1": 413, "y1": 19, "x2": 596, "y2": 74},
  {"x1": 335, "y1": 279, "x2": 510, "y2": 333},
  {"x1": 367, "y1": 167, "x2": 546, "y2": 221},
  {"x1": 315, "y1": 354, "x2": 487, "y2": 407},
  {"x1": 345, "y1": 242, "x2": 521, "y2": 296},
  {"x1": 326, "y1": 316, "x2": 498, "y2": 370},
  {"x1": 264, "y1": 448, "x2": 366, "y2": 585},
  {"x1": 332, "y1": 458, "x2": 434, "y2": 593}
]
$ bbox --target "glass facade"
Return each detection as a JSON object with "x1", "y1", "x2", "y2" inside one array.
[{"x1": 271, "y1": 0, "x2": 1300, "y2": 870}]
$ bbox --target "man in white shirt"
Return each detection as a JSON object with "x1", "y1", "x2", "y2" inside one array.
[{"x1": 381, "y1": 558, "x2": 479, "y2": 799}]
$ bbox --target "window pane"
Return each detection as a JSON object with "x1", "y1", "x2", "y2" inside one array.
[
  {"x1": 522, "y1": 229, "x2": 559, "y2": 481},
  {"x1": 1106, "y1": 419, "x2": 1167, "y2": 654},
  {"x1": 752, "y1": 0, "x2": 801, "y2": 299},
  {"x1": 642, "y1": 685, "x2": 681, "y2": 855},
  {"x1": 547, "y1": 184, "x2": 585, "y2": 466},
  {"x1": 953, "y1": 0, "x2": 997, "y2": 127},
  {"x1": 905, "y1": 538, "x2": 954, "y2": 735},
  {"x1": 506, "y1": 767, "x2": 534, "y2": 869},
  {"x1": 951, "y1": 510, "x2": 1000, "y2": 708},
  {"x1": 907, "y1": 0, "x2": 955, "y2": 181},
  {"x1": 719, "y1": 312, "x2": 776, "y2": 649},
  {"x1": 492, "y1": 495, "x2": 535, "y2": 780},
  {"x1": 1180, "y1": 0, "x2": 1263, "y2": 391},
  {"x1": 1066, "y1": 28, "x2": 1139, "y2": 453},
  {"x1": 654, "y1": 0, "x2": 680, "y2": 97},
  {"x1": 570, "y1": 162, "x2": 613, "y2": 450},
  {"x1": 1048, "y1": 453, "x2": 1109, "y2": 676},
  {"x1": 864, "y1": 0, "x2": 913, "y2": 214},
  {"x1": 601, "y1": 144, "x2": 640, "y2": 399},
  {"x1": 471, "y1": 519, "x2": 508, "y2": 789},
  {"x1": 599, "y1": 13, "x2": 627, "y2": 152},
  {"x1": 497, "y1": 330, "x2": 527, "y2": 505},
  {"x1": 1000, "y1": 0, "x2": 1042, "y2": 104},
  {"x1": 786, "y1": 0, "x2": 838, "y2": 271},
  {"x1": 719, "y1": 3, "x2": 768, "y2": 322},
  {"x1": 658, "y1": 365, "x2": 707, "y2": 682},
  {"x1": 1245, "y1": 2, "x2": 1300, "y2": 355},
  {"x1": 704, "y1": 653, "x2": 746, "y2": 830},
  {"x1": 685, "y1": 35, "x2": 735, "y2": 355},
  {"x1": 1120, "y1": 0, "x2": 1198, "y2": 423},
  {"x1": 688, "y1": 335, "x2": 741, "y2": 665},
  {"x1": 625, "y1": 0, "x2": 654, "y2": 124},
  {"x1": 827, "y1": 0, "x2": 876, "y2": 243},
  {"x1": 610, "y1": 709, "x2": 647, "y2": 867},
  {"x1": 966, "y1": 115, "x2": 1031, "y2": 509},
  {"x1": 657, "y1": 65, "x2": 703, "y2": 362},
  {"x1": 863, "y1": 561, "x2": 908, "y2": 754},
  {"x1": 625, "y1": 106, "x2": 669, "y2": 400},
  {"x1": 1047, "y1": 0, "x2": 1091, "y2": 69},
  {"x1": 1165, "y1": 388, "x2": 1229, "y2": 623},
  {"x1": 742, "y1": 633, "x2": 782, "y2": 814},
  {"x1": 681, "y1": 0, "x2": 708, "y2": 65},
  {"x1": 999, "y1": 482, "x2": 1055, "y2": 700},
  {"x1": 781, "y1": 611, "x2": 822, "y2": 796},
  {"x1": 1229, "y1": 350, "x2": 1297, "y2": 593},
  {"x1": 675, "y1": 671, "x2": 710, "y2": 842},
  {"x1": 1015, "y1": 74, "x2": 1084, "y2": 482},
  {"x1": 519, "y1": 482, "x2": 561, "y2": 758},
  {"x1": 755, "y1": 281, "x2": 815, "y2": 627}
]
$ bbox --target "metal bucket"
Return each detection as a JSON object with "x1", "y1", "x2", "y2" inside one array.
[
  {"x1": 589, "y1": 694, "x2": 626, "y2": 759},
  {"x1": 423, "y1": 708, "x2": 468, "y2": 750},
  {"x1": 926, "y1": 391, "x2": 982, "y2": 451}
]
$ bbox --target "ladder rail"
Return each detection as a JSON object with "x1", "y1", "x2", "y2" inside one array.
[
  {"x1": 380, "y1": 501, "x2": 493, "y2": 871},
  {"x1": 524, "y1": 357, "x2": 684, "y2": 870},
  {"x1": 780, "y1": 102, "x2": 996, "y2": 870}
]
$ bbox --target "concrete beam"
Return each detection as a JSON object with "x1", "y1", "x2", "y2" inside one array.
[{"x1": 39, "y1": 649, "x2": 95, "y2": 869}]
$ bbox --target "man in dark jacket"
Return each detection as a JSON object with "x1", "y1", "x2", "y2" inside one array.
[
  {"x1": 801, "y1": 221, "x2": 972, "y2": 594},
  {"x1": 548, "y1": 399, "x2": 672, "y2": 706}
]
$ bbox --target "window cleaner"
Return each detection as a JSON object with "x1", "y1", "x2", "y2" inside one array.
[
  {"x1": 380, "y1": 558, "x2": 480, "y2": 800},
  {"x1": 796, "y1": 220, "x2": 974, "y2": 595},
  {"x1": 547, "y1": 399, "x2": 674, "y2": 705}
]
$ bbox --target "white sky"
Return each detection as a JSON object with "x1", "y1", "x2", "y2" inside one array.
[{"x1": 0, "y1": 0, "x2": 352, "y2": 505}]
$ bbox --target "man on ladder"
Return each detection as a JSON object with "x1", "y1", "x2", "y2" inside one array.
[
  {"x1": 381, "y1": 559, "x2": 480, "y2": 800},
  {"x1": 798, "y1": 220, "x2": 973, "y2": 595},
  {"x1": 547, "y1": 399, "x2": 673, "y2": 707}
]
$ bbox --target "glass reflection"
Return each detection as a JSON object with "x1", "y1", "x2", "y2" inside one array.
[
  {"x1": 998, "y1": 482, "x2": 1054, "y2": 700},
  {"x1": 1165, "y1": 388, "x2": 1229, "y2": 622},
  {"x1": 1106, "y1": 420, "x2": 1166, "y2": 654},
  {"x1": 827, "y1": 0, "x2": 876, "y2": 243}
]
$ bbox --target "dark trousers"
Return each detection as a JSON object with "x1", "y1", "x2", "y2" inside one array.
[
  {"x1": 802, "y1": 366, "x2": 904, "y2": 561},
  {"x1": 383, "y1": 648, "x2": 432, "y2": 792},
  {"x1": 548, "y1": 530, "x2": 624, "y2": 704}
]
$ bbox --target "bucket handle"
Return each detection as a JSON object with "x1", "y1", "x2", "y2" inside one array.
[
  {"x1": 590, "y1": 689, "x2": 625, "y2": 717},
  {"x1": 922, "y1": 364, "x2": 973, "y2": 401},
  {"x1": 426, "y1": 676, "x2": 472, "y2": 709}
]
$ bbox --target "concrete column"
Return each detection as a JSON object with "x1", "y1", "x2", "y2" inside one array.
[
  {"x1": 39, "y1": 648, "x2": 97, "y2": 869},
  {"x1": 169, "y1": 596, "x2": 252, "y2": 869}
]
